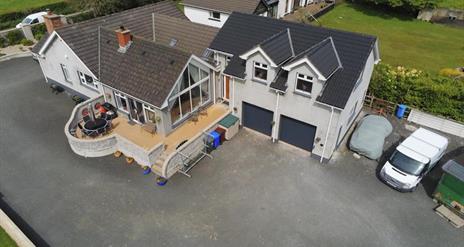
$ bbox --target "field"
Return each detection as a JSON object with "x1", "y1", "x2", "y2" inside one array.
[
  {"x1": 317, "y1": 3, "x2": 464, "y2": 73},
  {"x1": 0, "y1": 227, "x2": 17, "y2": 247},
  {"x1": 438, "y1": 0, "x2": 464, "y2": 9},
  {"x1": 0, "y1": 0, "x2": 63, "y2": 15}
]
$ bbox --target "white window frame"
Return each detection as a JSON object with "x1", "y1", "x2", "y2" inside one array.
[
  {"x1": 78, "y1": 71, "x2": 99, "y2": 90},
  {"x1": 210, "y1": 11, "x2": 221, "y2": 21},
  {"x1": 143, "y1": 104, "x2": 157, "y2": 124},
  {"x1": 114, "y1": 91, "x2": 129, "y2": 113},
  {"x1": 169, "y1": 65, "x2": 211, "y2": 125},
  {"x1": 60, "y1": 64, "x2": 71, "y2": 83},
  {"x1": 295, "y1": 73, "x2": 313, "y2": 96},
  {"x1": 253, "y1": 61, "x2": 269, "y2": 83}
]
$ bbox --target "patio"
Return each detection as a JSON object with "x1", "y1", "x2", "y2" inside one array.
[
  {"x1": 283, "y1": 1, "x2": 335, "y2": 23},
  {"x1": 71, "y1": 100, "x2": 230, "y2": 166}
]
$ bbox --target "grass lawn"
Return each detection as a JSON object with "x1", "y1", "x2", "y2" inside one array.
[
  {"x1": 0, "y1": 227, "x2": 17, "y2": 247},
  {"x1": 0, "y1": 0, "x2": 63, "y2": 15},
  {"x1": 317, "y1": 3, "x2": 464, "y2": 73},
  {"x1": 438, "y1": 0, "x2": 464, "y2": 9}
]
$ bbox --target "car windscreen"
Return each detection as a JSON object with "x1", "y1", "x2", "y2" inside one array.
[
  {"x1": 389, "y1": 150, "x2": 427, "y2": 176},
  {"x1": 22, "y1": 18, "x2": 32, "y2": 24}
]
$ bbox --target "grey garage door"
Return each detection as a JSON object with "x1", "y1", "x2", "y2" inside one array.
[
  {"x1": 242, "y1": 102, "x2": 273, "y2": 136},
  {"x1": 279, "y1": 115, "x2": 316, "y2": 152}
]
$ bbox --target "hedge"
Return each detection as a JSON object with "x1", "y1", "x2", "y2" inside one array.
[
  {"x1": 0, "y1": 1, "x2": 75, "y2": 30},
  {"x1": 369, "y1": 63, "x2": 464, "y2": 122}
]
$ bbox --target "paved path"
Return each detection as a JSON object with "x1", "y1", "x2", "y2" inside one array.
[{"x1": 0, "y1": 58, "x2": 463, "y2": 246}]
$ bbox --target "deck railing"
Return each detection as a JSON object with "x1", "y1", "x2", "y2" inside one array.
[{"x1": 161, "y1": 110, "x2": 231, "y2": 178}]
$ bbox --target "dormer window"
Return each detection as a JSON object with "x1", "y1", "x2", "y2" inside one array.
[
  {"x1": 295, "y1": 73, "x2": 313, "y2": 95},
  {"x1": 253, "y1": 62, "x2": 268, "y2": 82},
  {"x1": 210, "y1": 11, "x2": 220, "y2": 21}
]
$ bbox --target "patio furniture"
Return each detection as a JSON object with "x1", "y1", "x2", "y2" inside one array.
[
  {"x1": 83, "y1": 115, "x2": 91, "y2": 123},
  {"x1": 100, "y1": 112, "x2": 107, "y2": 120},
  {"x1": 142, "y1": 122, "x2": 157, "y2": 135}
]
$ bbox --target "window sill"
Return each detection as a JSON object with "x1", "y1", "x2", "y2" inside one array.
[
  {"x1": 293, "y1": 90, "x2": 312, "y2": 98},
  {"x1": 80, "y1": 83, "x2": 100, "y2": 92},
  {"x1": 252, "y1": 78, "x2": 268, "y2": 85},
  {"x1": 208, "y1": 18, "x2": 221, "y2": 22}
]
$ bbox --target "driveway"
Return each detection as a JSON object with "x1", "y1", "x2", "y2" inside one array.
[{"x1": 0, "y1": 58, "x2": 463, "y2": 247}]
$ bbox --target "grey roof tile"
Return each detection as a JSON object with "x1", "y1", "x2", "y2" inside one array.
[
  {"x1": 286, "y1": 37, "x2": 341, "y2": 79},
  {"x1": 153, "y1": 14, "x2": 219, "y2": 57},
  {"x1": 259, "y1": 28, "x2": 294, "y2": 65},
  {"x1": 34, "y1": 0, "x2": 186, "y2": 75},
  {"x1": 209, "y1": 12, "x2": 377, "y2": 109},
  {"x1": 99, "y1": 28, "x2": 190, "y2": 107},
  {"x1": 223, "y1": 56, "x2": 246, "y2": 78}
]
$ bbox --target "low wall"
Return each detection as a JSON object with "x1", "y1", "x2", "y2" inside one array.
[
  {"x1": 65, "y1": 96, "x2": 163, "y2": 167},
  {"x1": 408, "y1": 109, "x2": 464, "y2": 138}
]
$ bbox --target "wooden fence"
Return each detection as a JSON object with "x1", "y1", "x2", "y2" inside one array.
[{"x1": 363, "y1": 94, "x2": 410, "y2": 118}]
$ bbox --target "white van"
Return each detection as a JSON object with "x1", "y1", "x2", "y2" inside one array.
[
  {"x1": 379, "y1": 128, "x2": 448, "y2": 192},
  {"x1": 16, "y1": 11, "x2": 47, "y2": 29}
]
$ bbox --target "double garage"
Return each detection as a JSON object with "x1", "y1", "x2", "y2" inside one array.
[{"x1": 242, "y1": 102, "x2": 317, "y2": 152}]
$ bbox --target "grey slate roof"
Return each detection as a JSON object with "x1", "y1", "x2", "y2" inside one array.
[
  {"x1": 224, "y1": 56, "x2": 246, "y2": 78},
  {"x1": 259, "y1": 28, "x2": 294, "y2": 65},
  {"x1": 286, "y1": 37, "x2": 341, "y2": 79},
  {"x1": 31, "y1": 33, "x2": 49, "y2": 54},
  {"x1": 153, "y1": 14, "x2": 219, "y2": 57},
  {"x1": 99, "y1": 28, "x2": 190, "y2": 108},
  {"x1": 33, "y1": 0, "x2": 186, "y2": 75},
  {"x1": 209, "y1": 12, "x2": 377, "y2": 109},
  {"x1": 182, "y1": 0, "x2": 260, "y2": 14},
  {"x1": 442, "y1": 159, "x2": 464, "y2": 182}
]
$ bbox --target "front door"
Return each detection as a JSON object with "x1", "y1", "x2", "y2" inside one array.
[
  {"x1": 224, "y1": 76, "x2": 230, "y2": 100},
  {"x1": 128, "y1": 98, "x2": 145, "y2": 124},
  {"x1": 293, "y1": 0, "x2": 300, "y2": 10}
]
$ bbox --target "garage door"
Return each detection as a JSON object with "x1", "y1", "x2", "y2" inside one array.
[
  {"x1": 279, "y1": 115, "x2": 316, "y2": 151},
  {"x1": 242, "y1": 102, "x2": 273, "y2": 136}
]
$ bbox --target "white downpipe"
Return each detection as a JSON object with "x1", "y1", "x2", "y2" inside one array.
[
  {"x1": 320, "y1": 106, "x2": 334, "y2": 163},
  {"x1": 213, "y1": 72, "x2": 217, "y2": 104},
  {"x1": 232, "y1": 77, "x2": 235, "y2": 110},
  {"x1": 272, "y1": 93, "x2": 280, "y2": 142}
]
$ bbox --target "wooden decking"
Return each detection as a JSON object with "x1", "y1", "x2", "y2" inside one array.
[{"x1": 75, "y1": 103, "x2": 230, "y2": 152}]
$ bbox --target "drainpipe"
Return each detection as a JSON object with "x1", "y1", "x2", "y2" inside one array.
[
  {"x1": 320, "y1": 106, "x2": 334, "y2": 163},
  {"x1": 232, "y1": 77, "x2": 235, "y2": 111},
  {"x1": 212, "y1": 72, "x2": 216, "y2": 104},
  {"x1": 272, "y1": 92, "x2": 280, "y2": 142}
]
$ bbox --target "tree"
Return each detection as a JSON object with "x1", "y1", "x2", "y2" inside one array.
[
  {"x1": 350, "y1": 0, "x2": 439, "y2": 13},
  {"x1": 70, "y1": 0, "x2": 162, "y2": 17}
]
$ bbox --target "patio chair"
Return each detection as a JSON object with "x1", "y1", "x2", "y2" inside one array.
[
  {"x1": 83, "y1": 115, "x2": 91, "y2": 123},
  {"x1": 100, "y1": 112, "x2": 107, "y2": 120},
  {"x1": 142, "y1": 122, "x2": 157, "y2": 136}
]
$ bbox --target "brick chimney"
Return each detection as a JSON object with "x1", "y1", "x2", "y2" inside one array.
[
  {"x1": 43, "y1": 10, "x2": 63, "y2": 34},
  {"x1": 115, "y1": 26, "x2": 132, "y2": 53}
]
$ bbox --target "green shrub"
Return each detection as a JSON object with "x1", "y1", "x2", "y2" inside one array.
[
  {"x1": 20, "y1": 38, "x2": 34, "y2": 46},
  {"x1": 0, "y1": 36, "x2": 7, "y2": 48},
  {"x1": 0, "y1": 1, "x2": 75, "y2": 30},
  {"x1": 31, "y1": 23, "x2": 47, "y2": 39},
  {"x1": 67, "y1": 11, "x2": 94, "y2": 23},
  {"x1": 6, "y1": 29, "x2": 23, "y2": 45},
  {"x1": 370, "y1": 63, "x2": 464, "y2": 122}
]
